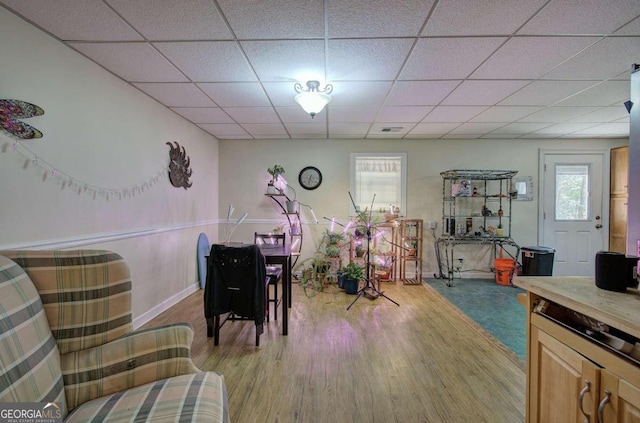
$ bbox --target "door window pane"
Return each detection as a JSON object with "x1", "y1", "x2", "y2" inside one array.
[{"x1": 555, "y1": 164, "x2": 589, "y2": 220}]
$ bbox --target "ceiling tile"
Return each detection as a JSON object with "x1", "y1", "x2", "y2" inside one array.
[
  {"x1": 529, "y1": 122, "x2": 599, "y2": 136},
  {"x1": 328, "y1": 123, "x2": 370, "y2": 137},
  {"x1": 567, "y1": 107, "x2": 630, "y2": 123},
  {"x1": 328, "y1": 39, "x2": 414, "y2": 81},
  {"x1": 404, "y1": 133, "x2": 443, "y2": 139},
  {"x1": 198, "y1": 123, "x2": 251, "y2": 139},
  {"x1": 223, "y1": 107, "x2": 281, "y2": 124},
  {"x1": 471, "y1": 37, "x2": 599, "y2": 79},
  {"x1": 487, "y1": 122, "x2": 551, "y2": 135},
  {"x1": 106, "y1": 0, "x2": 232, "y2": 40},
  {"x1": 330, "y1": 82, "x2": 393, "y2": 107},
  {"x1": 542, "y1": 37, "x2": 640, "y2": 80},
  {"x1": 197, "y1": 83, "x2": 271, "y2": 107},
  {"x1": 171, "y1": 107, "x2": 234, "y2": 124},
  {"x1": 241, "y1": 40, "x2": 326, "y2": 82},
  {"x1": 421, "y1": 106, "x2": 488, "y2": 122},
  {"x1": 133, "y1": 83, "x2": 217, "y2": 107},
  {"x1": 154, "y1": 41, "x2": 257, "y2": 82},
  {"x1": 263, "y1": 82, "x2": 302, "y2": 107},
  {"x1": 518, "y1": 0, "x2": 640, "y2": 35},
  {"x1": 69, "y1": 42, "x2": 187, "y2": 82},
  {"x1": 328, "y1": 0, "x2": 435, "y2": 37},
  {"x1": 423, "y1": 0, "x2": 548, "y2": 36},
  {"x1": 470, "y1": 106, "x2": 543, "y2": 122},
  {"x1": 386, "y1": 81, "x2": 461, "y2": 106},
  {"x1": 401, "y1": 37, "x2": 506, "y2": 80},
  {"x1": 555, "y1": 80, "x2": 631, "y2": 107},
  {"x1": 408, "y1": 122, "x2": 460, "y2": 135},
  {"x1": 376, "y1": 106, "x2": 433, "y2": 122},
  {"x1": 443, "y1": 80, "x2": 530, "y2": 105},
  {"x1": 1, "y1": 0, "x2": 632, "y2": 140},
  {"x1": 243, "y1": 123, "x2": 288, "y2": 137},
  {"x1": 615, "y1": 16, "x2": 640, "y2": 35},
  {"x1": 517, "y1": 106, "x2": 601, "y2": 123},
  {"x1": 285, "y1": 123, "x2": 328, "y2": 137},
  {"x1": 0, "y1": 0, "x2": 142, "y2": 40},
  {"x1": 328, "y1": 107, "x2": 378, "y2": 123},
  {"x1": 570, "y1": 122, "x2": 629, "y2": 136},
  {"x1": 448, "y1": 122, "x2": 504, "y2": 134},
  {"x1": 218, "y1": 0, "x2": 324, "y2": 39},
  {"x1": 498, "y1": 80, "x2": 597, "y2": 106}
]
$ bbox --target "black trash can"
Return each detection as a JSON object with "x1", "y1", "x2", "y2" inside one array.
[{"x1": 521, "y1": 246, "x2": 555, "y2": 276}]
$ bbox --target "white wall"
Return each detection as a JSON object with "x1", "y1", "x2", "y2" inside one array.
[
  {"x1": 219, "y1": 137, "x2": 626, "y2": 277},
  {"x1": 0, "y1": 8, "x2": 220, "y2": 325}
]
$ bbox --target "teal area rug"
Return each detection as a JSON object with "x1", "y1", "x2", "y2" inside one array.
[{"x1": 424, "y1": 277, "x2": 526, "y2": 359}]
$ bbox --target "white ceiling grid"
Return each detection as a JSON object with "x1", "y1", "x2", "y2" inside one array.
[{"x1": 1, "y1": 0, "x2": 638, "y2": 140}]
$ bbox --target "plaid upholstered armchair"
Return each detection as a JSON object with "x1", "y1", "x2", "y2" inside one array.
[{"x1": 0, "y1": 249, "x2": 228, "y2": 422}]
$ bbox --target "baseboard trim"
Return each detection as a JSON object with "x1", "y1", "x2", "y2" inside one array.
[{"x1": 133, "y1": 283, "x2": 201, "y2": 329}]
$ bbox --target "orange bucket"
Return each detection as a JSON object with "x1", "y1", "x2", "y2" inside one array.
[{"x1": 494, "y1": 258, "x2": 514, "y2": 286}]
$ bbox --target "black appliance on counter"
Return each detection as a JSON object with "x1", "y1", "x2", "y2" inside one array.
[{"x1": 595, "y1": 251, "x2": 639, "y2": 292}]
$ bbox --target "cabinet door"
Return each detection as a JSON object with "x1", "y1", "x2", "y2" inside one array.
[
  {"x1": 531, "y1": 326, "x2": 599, "y2": 423},
  {"x1": 599, "y1": 369, "x2": 640, "y2": 423},
  {"x1": 611, "y1": 146, "x2": 629, "y2": 196},
  {"x1": 609, "y1": 196, "x2": 628, "y2": 254}
]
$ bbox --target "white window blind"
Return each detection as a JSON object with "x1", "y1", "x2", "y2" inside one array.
[{"x1": 349, "y1": 153, "x2": 407, "y2": 215}]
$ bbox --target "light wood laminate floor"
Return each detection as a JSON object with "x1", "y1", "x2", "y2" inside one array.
[{"x1": 143, "y1": 282, "x2": 526, "y2": 423}]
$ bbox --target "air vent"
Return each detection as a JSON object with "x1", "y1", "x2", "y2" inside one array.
[{"x1": 381, "y1": 127, "x2": 403, "y2": 133}]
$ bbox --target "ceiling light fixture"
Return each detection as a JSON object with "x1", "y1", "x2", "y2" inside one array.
[{"x1": 294, "y1": 80, "x2": 333, "y2": 118}]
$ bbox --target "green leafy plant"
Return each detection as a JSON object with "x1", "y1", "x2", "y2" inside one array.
[
  {"x1": 321, "y1": 229, "x2": 346, "y2": 258},
  {"x1": 342, "y1": 262, "x2": 364, "y2": 280},
  {"x1": 267, "y1": 164, "x2": 285, "y2": 181}
]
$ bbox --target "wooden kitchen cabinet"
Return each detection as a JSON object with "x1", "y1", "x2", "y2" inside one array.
[
  {"x1": 515, "y1": 276, "x2": 640, "y2": 423},
  {"x1": 530, "y1": 325, "x2": 598, "y2": 423},
  {"x1": 609, "y1": 146, "x2": 629, "y2": 253},
  {"x1": 599, "y1": 370, "x2": 640, "y2": 422}
]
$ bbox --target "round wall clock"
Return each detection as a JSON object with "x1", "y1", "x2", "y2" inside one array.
[{"x1": 298, "y1": 166, "x2": 322, "y2": 190}]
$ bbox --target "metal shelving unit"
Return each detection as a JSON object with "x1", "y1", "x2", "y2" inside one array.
[
  {"x1": 265, "y1": 193, "x2": 302, "y2": 267},
  {"x1": 435, "y1": 170, "x2": 520, "y2": 286}
]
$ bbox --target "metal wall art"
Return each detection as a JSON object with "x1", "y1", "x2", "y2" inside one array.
[
  {"x1": 0, "y1": 99, "x2": 44, "y2": 139},
  {"x1": 166, "y1": 141, "x2": 192, "y2": 190}
]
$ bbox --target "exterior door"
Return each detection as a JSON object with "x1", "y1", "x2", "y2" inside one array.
[{"x1": 541, "y1": 151, "x2": 607, "y2": 276}]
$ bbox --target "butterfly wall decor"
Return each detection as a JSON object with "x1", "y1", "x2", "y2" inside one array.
[{"x1": 0, "y1": 99, "x2": 45, "y2": 139}]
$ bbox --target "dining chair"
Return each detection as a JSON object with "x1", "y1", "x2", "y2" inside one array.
[
  {"x1": 204, "y1": 243, "x2": 268, "y2": 346},
  {"x1": 254, "y1": 232, "x2": 285, "y2": 321}
]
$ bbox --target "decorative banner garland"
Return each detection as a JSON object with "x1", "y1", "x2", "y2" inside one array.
[{"x1": 1, "y1": 134, "x2": 174, "y2": 200}]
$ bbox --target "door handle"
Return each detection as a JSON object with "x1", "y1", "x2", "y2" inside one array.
[
  {"x1": 578, "y1": 380, "x2": 591, "y2": 423},
  {"x1": 595, "y1": 224, "x2": 603, "y2": 229}
]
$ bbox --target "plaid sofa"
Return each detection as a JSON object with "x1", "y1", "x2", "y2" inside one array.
[{"x1": 0, "y1": 249, "x2": 228, "y2": 422}]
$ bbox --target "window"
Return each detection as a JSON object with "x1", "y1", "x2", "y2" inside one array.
[
  {"x1": 555, "y1": 164, "x2": 590, "y2": 220},
  {"x1": 349, "y1": 153, "x2": 407, "y2": 215}
]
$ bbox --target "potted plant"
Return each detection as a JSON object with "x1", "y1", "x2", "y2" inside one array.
[
  {"x1": 322, "y1": 229, "x2": 345, "y2": 257},
  {"x1": 375, "y1": 254, "x2": 394, "y2": 281},
  {"x1": 311, "y1": 256, "x2": 330, "y2": 274},
  {"x1": 267, "y1": 164, "x2": 285, "y2": 194},
  {"x1": 342, "y1": 262, "x2": 364, "y2": 295}
]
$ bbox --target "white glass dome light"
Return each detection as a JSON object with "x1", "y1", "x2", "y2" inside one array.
[{"x1": 294, "y1": 81, "x2": 333, "y2": 118}]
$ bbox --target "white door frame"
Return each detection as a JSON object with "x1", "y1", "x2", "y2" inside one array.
[{"x1": 538, "y1": 148, "x2": 611, "y2": 255}]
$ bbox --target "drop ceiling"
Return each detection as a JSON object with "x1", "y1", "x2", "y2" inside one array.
[{"x1": 1, "y1": 0, "x2": 638, "y2": 140}]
